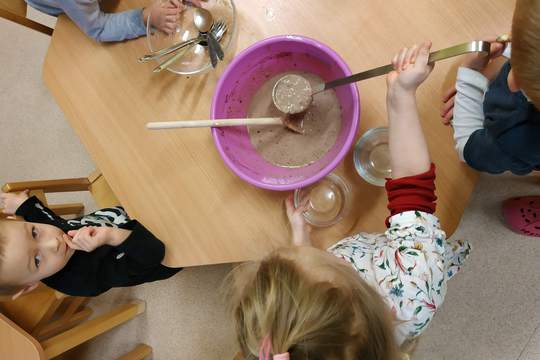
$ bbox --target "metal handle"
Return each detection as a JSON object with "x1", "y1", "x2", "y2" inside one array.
[
  {"x1": 208, "y1": 33, "x2": 224, "y2": 60},
  {"x1": 138, "y1": 37, "x2": 200, "y2": 63},
  {"x1": 206, "y1": 33, "x2": 219, "y2": 68},
  {"x1": 315, "y1": 40, "x2": 491, "y2": 93},
  {"x1": 153, "y1": 44, "x2": 194, "y2": 73}
]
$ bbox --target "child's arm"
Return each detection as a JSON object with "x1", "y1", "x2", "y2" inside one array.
[
  {"x1": 0, "y1": 190, "x2": 29, "y2": 216},
  {"x1": 440, "y1": 39, "x2": 506, "y2": 161},
  {"x1": 383, "y1": 43, "x2": 437, "y2": 226},
  {"x1": 59, "y1": 0, "x2": 180, "y2": 42},
  {"x1": 285, "y1": 195, "x2": 312, "y2": 246},
  {"x1": 449, "y1": 67, "x2": 489, "y2": 162},
  {"x1": 1, "y1": 191, "x2": 72, "y2": 227},
  {"x1": 66, "y1": 222, "x2": 168, "y2": 267},
  {"x1": 42, "y1": 221, "x2": 178, "y2": 297},
  {"x1": 440, "y1": 39, "x2": 507, "y2": 124},
  {"x1": 386, "y1": 42, "x2": 434, "y2": 179},
  {"x1": 65, "y1": 226, "x2": 131, "y2": 252}
]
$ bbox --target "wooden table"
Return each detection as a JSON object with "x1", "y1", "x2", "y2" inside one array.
[{"x1": 42, "y1": 0, "x2": 515, "y2": 267}]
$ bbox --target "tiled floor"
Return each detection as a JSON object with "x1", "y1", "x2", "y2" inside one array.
[{"x1": 2, "y1": 14, "x2": 540, "y2": 360}]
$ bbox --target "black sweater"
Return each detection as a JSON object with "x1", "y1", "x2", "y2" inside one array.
[{"x1": 16, "y1": 196, "x2": 181, "y2": 296}]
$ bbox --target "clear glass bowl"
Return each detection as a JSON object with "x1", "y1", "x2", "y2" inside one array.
[
  {"x1": 293, "y1": 173, "x2": 351, "y2": 227},
  {"x1": 146, "y1": 0, "x2": 236, "y2": 75},
  {"x1": 353, "y1": 127, "x2": 391, "y2": 186}
]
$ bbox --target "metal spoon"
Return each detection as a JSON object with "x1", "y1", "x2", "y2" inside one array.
[
  {"x1": 194, "y1": 8, "x2": 224, "y2": 68},
  {"x1": 272, "y1": 40, "x2": 492, "y2": 114}
]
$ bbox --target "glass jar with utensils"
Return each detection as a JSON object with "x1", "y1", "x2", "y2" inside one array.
[{"x1": 140, "y1": 0, "x2": 236, "y2": 75}]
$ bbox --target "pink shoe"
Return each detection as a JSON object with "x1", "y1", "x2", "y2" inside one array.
[{"x1": 502, "y1": 196, "x2": 540, "y2": 237}]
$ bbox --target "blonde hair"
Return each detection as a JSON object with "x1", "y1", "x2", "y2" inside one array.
[
  {"x1": 512, "y1": 0, "x2": 540, "y2": 108},
  {"x1": 225, "y1": 247, "x2": 400, "y2": 360}
]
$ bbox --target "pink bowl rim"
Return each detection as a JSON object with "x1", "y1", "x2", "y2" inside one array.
[{"x1": 211, "y1": 34, "x2": 360, "y2": 191}]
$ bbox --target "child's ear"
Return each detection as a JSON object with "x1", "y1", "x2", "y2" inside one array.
[{"x1": 11, "y1": 283, "x2": 39, "y2": 300}]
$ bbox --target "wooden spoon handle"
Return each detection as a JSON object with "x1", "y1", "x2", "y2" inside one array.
[{"x1": 146, "y1": 117, "x2": 282, "y2": 129}]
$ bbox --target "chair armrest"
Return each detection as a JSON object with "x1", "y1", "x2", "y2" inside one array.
[
  {"x1": 0, "y1": 8, "x2": 53, "y2": 36},
  {"x1": 2, "y1": 178, "x2": 91, "y2": 193}
]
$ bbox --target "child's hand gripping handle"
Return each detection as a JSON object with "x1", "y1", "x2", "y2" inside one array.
[
  {"x1": 319, "y1": 41, "x2": 491, "y2": 93},
  {"x1": 386, "y1": 42, "x2": 434, "y2": 179}
]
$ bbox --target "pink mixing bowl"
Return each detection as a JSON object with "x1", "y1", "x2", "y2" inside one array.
[{"x1": 211, "y1": 35, "x2": 360, "y2": 191}]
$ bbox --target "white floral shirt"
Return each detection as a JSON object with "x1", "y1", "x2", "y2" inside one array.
[{"x1": 327, "y1": 211, "x2": 471, "y2": 345}]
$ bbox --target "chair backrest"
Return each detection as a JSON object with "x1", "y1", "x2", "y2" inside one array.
[
  {"x1": 2, "y1": 171, "x2": 120, "y2": 215},
  {"x1": 87, "y1": 170, "x2": 121, "y2": 208},
  {"x1": 0, "y1": 0, "x2": 53, "y2": 35},
  {"x1": 0, "y1": 312, "x2": 44, "y2": 360},
  {"x1": 0, "y1": 284, "x2": 66, "y2": 335},
  {"x1": 0, "y1": 284, "x2": 93, "y2": 344},
  {"x1": 1, "y1": 299, "x2": 150, "y2": 360}
]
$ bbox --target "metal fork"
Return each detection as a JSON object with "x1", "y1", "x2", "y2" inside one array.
[
  {"x1": 139, "y1": 20, "x2": 226, "y2": 63},
  {"x1": 152, "y1": 21, "x2": 228, "y2": 73}
]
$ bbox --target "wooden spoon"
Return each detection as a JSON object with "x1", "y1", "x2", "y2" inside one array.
[{"x1": 146, "y1": 116, "x2": 304, "y2": 134}]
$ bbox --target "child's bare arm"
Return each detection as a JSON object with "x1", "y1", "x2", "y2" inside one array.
[
  {"x1": 285, "y1": 195, "x2": 312, "y2": 246},
  {"x1": 0, "y1": 190, "x2": 29, "y2": 215},
  {"x1": 386, "y1": 42, "x2": 434, "y2": 179}
]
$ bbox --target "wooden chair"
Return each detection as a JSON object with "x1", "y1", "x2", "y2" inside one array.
[
  {"x1": 0, "y1": 171, "x2": 143, "y2": 359},
  {"x1": 0, "y1": 169, "x2": 122, "y2": 338},
  {"x1": 0, "y1": 0, "x2": 53, "y2": 35},
  {"x1": 0, "y1": 284, "x2": 92, "y2": 341},
  {"x1": 0, "y1": 300, "x2": 152, "y2": 359},
  {"x1": 1, "y1": 169, "x2": 121, "y2": 219}
]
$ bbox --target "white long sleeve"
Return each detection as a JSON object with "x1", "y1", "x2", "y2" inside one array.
[{"x1": 452, "y1": 67, "x2": 489, "y2": 161}]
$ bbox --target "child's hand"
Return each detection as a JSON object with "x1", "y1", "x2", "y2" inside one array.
[
  {"x1": 440, "y1": 37, "x2": 507, "y2": 125},
  {"x1": 65, "y1": 227, "x2": 131, "y2": 252},
  {"x1": 144, "y1": 0, "x2": 182, "y2": 36},
  {"x1": 440, "y1": 86, "x2": 457, "y2": 125},
  {"x1": 184, "y1": 0, "x2": 203, "y2": 7},
  {"x1": 461, "y1": 36, "x2": 506, "y2": 72},
  {"x1": 285, "y1": 194, "x2": 312, "y2": 246},
  {"x1": 0, "y1": 190, "x2": 29, "y2": 215},
  {"x1": 65, "y1": 227, "x2": 110, "y2": 252},
  {"x1": 386, "y1": 41, "x2": 434, "y2": 94}
]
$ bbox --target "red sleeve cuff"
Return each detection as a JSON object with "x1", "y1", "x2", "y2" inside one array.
[{"x1": 385, "y1": 164, "x2": 437, "y2": 227}]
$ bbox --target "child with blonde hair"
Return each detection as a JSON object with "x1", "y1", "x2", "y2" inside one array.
[
  {"x1": 441, "y1": 0, "x2": 540, "y2": 236},
  {"x1": 225, "y1": 42, "x2": 471, "y2": 359}
]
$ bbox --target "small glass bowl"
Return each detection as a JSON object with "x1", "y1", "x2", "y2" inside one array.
[
  {"x1": 354, "y1": 127, "x2": 391, "y2": 186},
  {"x1": 293, "y1": 173, "x2": 351, "y2": 227},
  {"x1": 146, "y1": 0, "x2": 236, "y2": 75}
]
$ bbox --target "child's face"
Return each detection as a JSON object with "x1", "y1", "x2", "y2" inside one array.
[{"x1": 0, "y1": 221, "x2": 75, "y2": 287}]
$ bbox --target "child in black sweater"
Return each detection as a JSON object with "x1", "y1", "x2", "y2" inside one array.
[{"x1": 0, "y1": 190, "x2": 181, "y2": 298}]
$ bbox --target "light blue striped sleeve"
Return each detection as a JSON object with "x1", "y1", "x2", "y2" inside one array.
[{"x1": 59, "y1": 0, "x2": 147, "y2": 42}]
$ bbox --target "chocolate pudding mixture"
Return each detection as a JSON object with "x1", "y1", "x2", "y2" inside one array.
[
  {"x1": 247, "y1": 71, "x2": 342, "y2": 168},
  {"x1": 273, "y1": 74, "x2": 313, "y2": 114}
]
